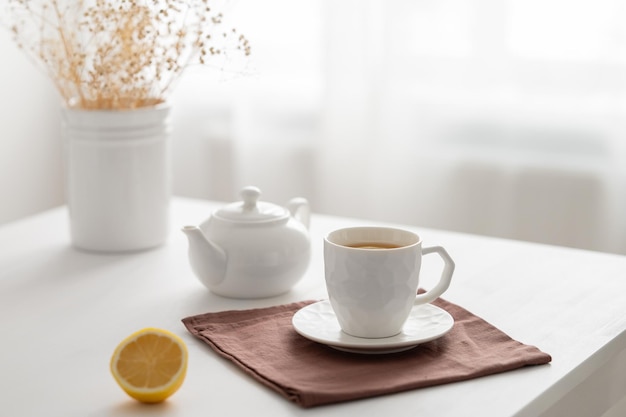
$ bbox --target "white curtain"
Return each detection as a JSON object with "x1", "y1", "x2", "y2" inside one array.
[{"x1": 170, "y1": 0, "x2": 626, "y2": 254}]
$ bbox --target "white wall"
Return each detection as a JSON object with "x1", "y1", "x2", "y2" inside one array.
[{"x1": 0, "y1": 30, "x2": 64, "y2": 225}]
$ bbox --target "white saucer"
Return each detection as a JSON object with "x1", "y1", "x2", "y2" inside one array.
[{"x1": 292, "y1": 300, "x2": 454, "y2": 354}]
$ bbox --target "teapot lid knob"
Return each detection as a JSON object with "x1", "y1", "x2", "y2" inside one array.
[
  {"x1": 241, "y1": 186, "x2": 261, "y2": 210},
  {"x1": 213, "y1": 185, "x2": 288, "y2": 222}
]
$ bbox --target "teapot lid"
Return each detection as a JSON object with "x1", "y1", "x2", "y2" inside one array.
[{"x1": 214, "y1": 186, "x2": 289, "y2": 223}]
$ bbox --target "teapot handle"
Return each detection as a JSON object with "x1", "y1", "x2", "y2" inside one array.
[{"x1": 288, "y1": 198, "x2": 310, "y2": 230}]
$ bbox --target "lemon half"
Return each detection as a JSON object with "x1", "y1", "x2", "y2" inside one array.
[{"x1": 110, "y1": 327, "x2": 188, "y2": 403}]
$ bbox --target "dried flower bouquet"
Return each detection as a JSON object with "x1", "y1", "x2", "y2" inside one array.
[{"x1": 3, "y1": 0, "x2": 250, "y2": 110}]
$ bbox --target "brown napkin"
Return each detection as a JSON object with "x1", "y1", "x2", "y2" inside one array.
[{"x1": 182, "y1": 296, "x2": 551, "y2": 408}]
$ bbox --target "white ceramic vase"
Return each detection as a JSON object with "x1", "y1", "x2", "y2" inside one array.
[{"x1": 62, "y1": 104, "x2": 171, "y2": 252}]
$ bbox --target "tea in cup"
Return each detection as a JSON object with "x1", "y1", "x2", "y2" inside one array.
[{"x1": 324, "y1": 226, "x2": 454, "y2": 338}]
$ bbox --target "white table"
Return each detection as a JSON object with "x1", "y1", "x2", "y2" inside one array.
[{"x1": 1, "y1": 197, "x2": 625, "y2": 417}]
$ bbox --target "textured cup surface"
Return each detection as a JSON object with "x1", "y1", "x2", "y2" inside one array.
[{"x1": 324, "y1": 227, "x2": 423, "y2": 338}]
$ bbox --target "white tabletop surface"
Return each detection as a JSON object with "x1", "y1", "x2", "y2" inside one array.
[{"x1": 1, "y1": 197, "x2": 625, "y2": 417}]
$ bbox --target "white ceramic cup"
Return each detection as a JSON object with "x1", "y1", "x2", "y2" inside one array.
[{"x1": 324, "y1": 226, "x2": 454, "y2": 338}]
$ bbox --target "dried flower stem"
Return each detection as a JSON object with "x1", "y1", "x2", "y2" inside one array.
[{"x1": 3, "y1": 0, "x2": 251, "y2": 110}]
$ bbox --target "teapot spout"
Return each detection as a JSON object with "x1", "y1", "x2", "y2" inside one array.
[{"x1": 181, "y1": 225, "x2": 227, "y2": 287}]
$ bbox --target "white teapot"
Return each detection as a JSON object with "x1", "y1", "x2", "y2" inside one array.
[{"x1": 182, "y1": 186, "x2": 311, "y2": 298}]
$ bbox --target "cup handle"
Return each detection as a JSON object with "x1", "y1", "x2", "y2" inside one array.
[{"x1": 414, "y1": 246, "x2": 455, "y2": 305}]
